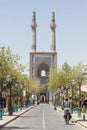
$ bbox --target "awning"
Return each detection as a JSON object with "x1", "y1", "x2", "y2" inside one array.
[{"x1": 81, "y1": 83, "x2": 87, "y2": 92}]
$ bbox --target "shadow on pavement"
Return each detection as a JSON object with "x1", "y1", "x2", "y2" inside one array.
[
  {"x1": 68, "y1": 123, "x2": 76, "y2": 125},
  {"x1": 19, "y1": 115, "x2": 39, "y2": 118}
]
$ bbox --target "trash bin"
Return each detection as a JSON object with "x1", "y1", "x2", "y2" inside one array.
[
  {"x1": 70, "y1": 107, "x2": 74, "y2": 113},
  {"x1": 78, "y1": 108, "x2": 81, "y2": 116},
  {"x1": 0, "y1": 108, "x2": 2, "y2": 119},
  {"x1": 9, "y1": 107, "x2": 13, "y2": 115}
]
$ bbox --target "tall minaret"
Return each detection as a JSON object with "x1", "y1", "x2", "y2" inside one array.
[
  {"x1": 31, "y1": 11, "x2": 37, "y2": 52},
  {"x1": 50, "y1": 11, "x2": 56, "y2": 52}
]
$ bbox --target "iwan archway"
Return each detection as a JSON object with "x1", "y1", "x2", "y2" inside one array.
[{"x1": 37, "y1": 62, "x2": 49, "y2": 78}]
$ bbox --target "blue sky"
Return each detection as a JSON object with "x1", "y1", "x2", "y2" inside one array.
[{"x1": 0, "y1": 0, "x2": 87, "y2": 74}]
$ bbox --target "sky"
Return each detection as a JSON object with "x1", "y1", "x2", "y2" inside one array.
[{"x1": 0, "y1": 0, "x2": 87, "y2": 75}]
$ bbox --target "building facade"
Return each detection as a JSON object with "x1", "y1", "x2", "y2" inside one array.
[{"x1": 30, "y1": 11, "x2": 57, "y2": 103}]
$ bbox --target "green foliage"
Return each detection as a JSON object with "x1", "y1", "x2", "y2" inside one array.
[
  {"x1": 30, "y1": 78, "x2": 42, "y2": 93},
  {"x1": 47, "y1": 62, "x2": 73, "y2": 92},
  {"x1": 72, "y1": 63, "x2": 85, "y2": 83},
  {"x1": 62, "y1": 62, "x2": 71, "y2": 73},
  {"x1": 82, "y1": 106, "x2": 87, "y2": 113},
  {"x1": 47, "y1": 70, "x2": 59, "y2": 92},
  {"x1": 0, "y1": 45, "x2": 32, "y2": 95},
  {"x1": 47, "y1": 61, "x2": 86, "y2": 108}
]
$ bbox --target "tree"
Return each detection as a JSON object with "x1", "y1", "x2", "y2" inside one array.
[
  {"x1": 0, "y1": 46, "x2": 27, "y2": 93},
  {"x1": 47, "y1": 62, "x2": 85, "y2": 93},
  {"x1": 30, "y1": 78, "x2": 42, "y2": 93},
  {"x1": 62, "y1": 62, "x2": 71, "y2": 73},
  {"x1": 47, "y1": 70, "x2": 59, "y2": 92}
]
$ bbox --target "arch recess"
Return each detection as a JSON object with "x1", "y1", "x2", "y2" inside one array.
[{"x1": 37, "y1": 62, "x2": 49, "y2": 78}]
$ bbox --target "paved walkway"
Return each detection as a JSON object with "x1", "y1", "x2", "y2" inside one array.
[
  {"x1": 71, "y1": 111, "x2": 87, "y2": 128},
  {"x1": 0, "y1": 104, "x2": 87, "y2": 128}
]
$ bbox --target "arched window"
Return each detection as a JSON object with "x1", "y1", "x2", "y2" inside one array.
[{"x1": 41, "y1": 70, "x2": 46, "y2": 76}]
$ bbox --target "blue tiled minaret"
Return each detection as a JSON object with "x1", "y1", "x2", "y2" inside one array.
[
  {"x1": 31, "y1": 11, "x2": 37, "y2": 52},
  {"x1": 50, "y1": 11, "x2": 56, "y2": 52}
]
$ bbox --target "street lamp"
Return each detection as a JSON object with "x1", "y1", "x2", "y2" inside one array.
[
  {"x1": 32, "y1": 93, "x2": 35, "y2": 105},
  {"x1": 71, "y1": 79, "x2": 75, "y2": 113},
  {"x1": 78, "y1": 81, "x2": 82, "y2": 116},
  {"x1": 7, "y1": 75, "x2": 13, "y2": 115},
  {"x1": 66, "y1": 84, "x2": 69, "y2": 97},
  {"x1": 26, "y1": 88, "x2": 29, "y2": 107},
  {"x1": 57, "y1": 88, "x2": 61, "y2": 106},
  {"x1": 20, "y1": 84, "x2": 23, "y2": 110},
  {"x1": 0, "y1": 79, "x2": 3, "y2": 119},
  {"x1": 60, "y1": 86, "x2": 64, "y2": 110},
  {"x1": 23, "y1": 88, "x2": 26, "y2": 108},
  {"x1": 15, "y1": 82, "x2": 19, "y2": 112}
]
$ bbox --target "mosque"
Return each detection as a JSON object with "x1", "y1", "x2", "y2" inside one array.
[{"x1": 30, "y1": 11, "x2": 57, "y2": 103}]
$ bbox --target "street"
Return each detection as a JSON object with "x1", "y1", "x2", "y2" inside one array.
[{"x1": 0, "y1": 104, "x2": 86, "y2": 130}]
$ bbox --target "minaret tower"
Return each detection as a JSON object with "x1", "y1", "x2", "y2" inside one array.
[
  {"x1": 50, "y1": 11, "x2": 56, "y2": 52},
  {"x1": 31, "y1": 11, "x2": 37, "y2": 52}
]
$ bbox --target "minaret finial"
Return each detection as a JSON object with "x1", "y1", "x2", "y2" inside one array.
[{"x1": 52, "y1": 8, "x2": 55, "y2": 13}]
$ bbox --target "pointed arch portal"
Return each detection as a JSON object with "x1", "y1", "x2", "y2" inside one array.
[
  {"x1": 37, "y1": 62, "x2": 49, "y2": 84},
  {"x1": 37, "y1": 62, "x2": 49, "y2": 77},
  {"x1": 30, "y1": 52, "x2": 57, "y2": 103}
]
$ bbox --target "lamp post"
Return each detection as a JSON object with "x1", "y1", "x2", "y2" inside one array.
[
  {"x1": 66, "y1": 84, "x2": 68, "y2": 97},
  {"x1": 26, "y1": 89, "x2": 29, "y2": 107},
  {"x1": 20, "y1": 84, "x2": 23, "y2": 110},
  {"x1": 7, "y1": 75, "x2": 13, "y2": 115},
  {"x1": 78, "y1": 81, "x2": 82, "y2": 116},
  {"x1": 57, "y1": 88, "x2": 61, "y2": 107},
  {"x1": 32, "y1": 93, "x2": 35, "y2": 105},
  {"x1": 23, "y1": 89, "x2": 26, "y2": 108},
  {"x1": 55, "y1": 93, "x2": 56, "y2": 106},
  {"x1": 54, "y1": 92, "x2": 57, "y2": 110},
  {"x1": 60, "y1": 86, "x2": 64, "y2": 110},
  {"x1": 0, "y1": 79, "x2": 2, "y2": 119},
  {"x1": 15, "y1": 82, "x2": 19, "y2": 112},
  {"x1": 71, "y1": 79, "x2": 75, "y2": 113},
  {"x1": 53, "y1": 92, "x2": 56, "y2": 106}
]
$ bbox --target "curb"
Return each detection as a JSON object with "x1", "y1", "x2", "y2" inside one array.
[{"x1": 78, "y1": 121, "x2": 87, "y2": 128}]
